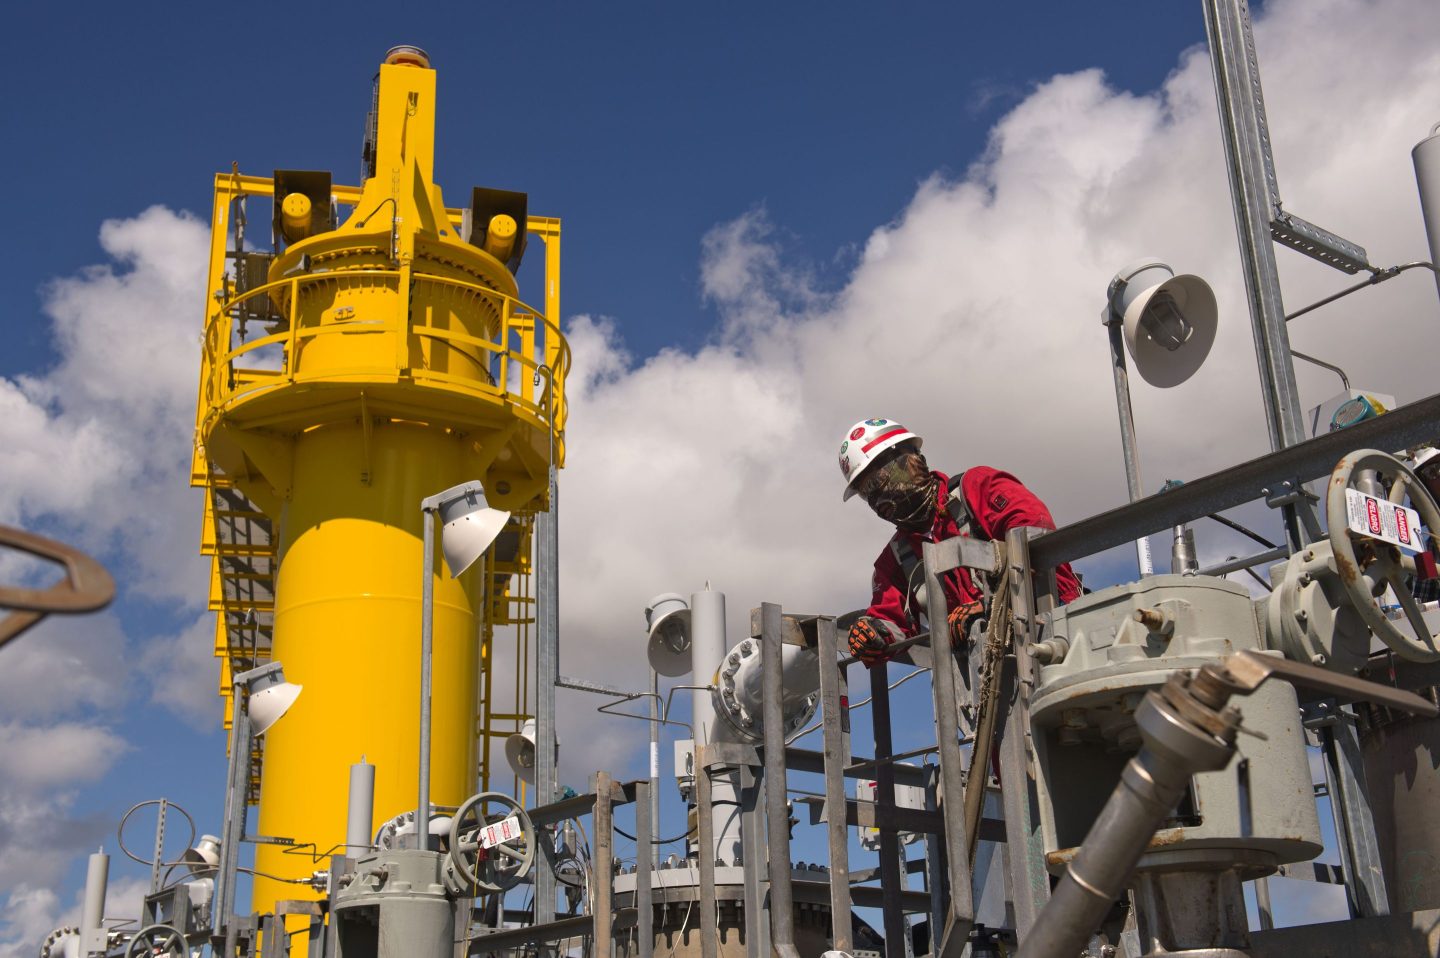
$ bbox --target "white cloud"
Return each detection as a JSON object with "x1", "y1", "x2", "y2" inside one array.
[
  {"x1": 0, "y1": 615, "x2": 129, "y2": 720},
  {"x1": 138, "y1": 615, "x2": 221, "y2": 732},
  {"x1": 0, "y1": 205, "x2": 210, "y2": 605},
  {"x1": 553, "y1": 0, "x2": 1440, "y2": 698},
  {"x1": 3, "y1": 0, "x2": 1438, "y2": 949}
]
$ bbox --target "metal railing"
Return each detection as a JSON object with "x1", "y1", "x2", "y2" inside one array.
[{"x1": 198, "y1": 267, "x2": 570, "y2": 439}]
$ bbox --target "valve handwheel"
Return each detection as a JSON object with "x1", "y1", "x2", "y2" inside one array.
[
  {"x1": 447, "y1": 792, "x2": 535, "y2": 894},
  {"x1": 1328, "y1": 449, "x2": 1440, "y2": 662},
  {"x1": 124, "y1": 923, "x2": 186, "y2": 958}
]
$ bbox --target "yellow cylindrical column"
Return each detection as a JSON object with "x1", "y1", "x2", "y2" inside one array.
[{"x1": 252, "y1": 421, "x2": 480, "y2": 915}]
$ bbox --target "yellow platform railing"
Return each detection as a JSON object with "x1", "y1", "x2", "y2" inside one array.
[{"x1": 198, "y1": 268, "x2": 570, "y2": 447}]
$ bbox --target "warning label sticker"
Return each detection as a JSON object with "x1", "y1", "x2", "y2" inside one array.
[{"x1": 1344, "y1": 489, "x2": 1423, "y2": 552}]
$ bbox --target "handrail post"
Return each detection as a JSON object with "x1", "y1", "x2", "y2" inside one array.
[{"x1": 286, "y1": 278, "x2": 299, "y2": 382}]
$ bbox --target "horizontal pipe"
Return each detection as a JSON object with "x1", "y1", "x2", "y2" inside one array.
[{"x1": 1030, "y1": 391, "x2": 1440, "y2": 572}]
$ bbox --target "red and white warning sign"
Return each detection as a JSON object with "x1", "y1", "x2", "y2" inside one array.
[
  {"x1": 478, "y1": 815, "x2": 523, "y2": 849},
  {"x1": 1344, "y1": 489, "x2": 1423, "y2": 552}
]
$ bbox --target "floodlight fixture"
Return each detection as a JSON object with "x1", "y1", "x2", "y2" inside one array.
[
  {"x1": 645, "y1": 593, "x2": 693, "y2": 677},
  {"x1": 247, "y1": 666, "x2": 303, "y2": 736},
  {"x1": 416, "y1": 479, "x2": 510, "y2": 850},
  {"x1": 425, "y1": 480, "x2": 511, "y2": 578},
  {"x1": 505, "y1": 718, "x2": 560, "y2": 784},
  {"x1": 213, "y1": 661, "x2": 299, "y2": 951},
  {"x1": 181, "y1": 835, "x2": 221, "y2": 876},
  {"x1": 1107, "y1": 260, "x2": 1218, "y2": 388}
]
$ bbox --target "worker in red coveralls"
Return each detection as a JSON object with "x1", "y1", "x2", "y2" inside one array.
[{"x1": 837, "y1": 417, "x2": 1082, "y2": 666}]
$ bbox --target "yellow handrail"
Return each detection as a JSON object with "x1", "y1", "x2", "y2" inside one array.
[{"x1": 200, "y1": 268, "x2": 570, "y2": 436}]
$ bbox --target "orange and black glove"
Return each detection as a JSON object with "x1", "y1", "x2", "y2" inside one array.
[
  {"x1": 947, "y1": 599, "x2": 985, "y2": 648},
  {"x1": 848, "y1": 617, "x2": 894, "y2": 667}
]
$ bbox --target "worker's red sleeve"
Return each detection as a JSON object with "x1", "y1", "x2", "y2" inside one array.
[
  {"x1": 962, "y1": 466, "x2": 1082, "y2": 603},
  {"x1": 865, "y1": 546, "x2": 918, "y2": 637}
]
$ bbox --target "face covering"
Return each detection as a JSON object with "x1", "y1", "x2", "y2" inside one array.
[{"x1": 863, "y1": 451, "x2": 939, "y2": 532}]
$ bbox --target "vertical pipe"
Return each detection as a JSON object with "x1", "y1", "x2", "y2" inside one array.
[
  {"x1": 649, "y1": 669, "x2": 661, "y2": 869},
  {"x1": 689, "y1": 590, "x2": 725, "y2": 741},
  {"x1": 1106, "y1": 312, "x2": 1154, "y2": 575},
  {"x1": 1201, "y1": 0, "x2": 1306, "y2": 452},
  {"x1": 870, "y1": 667, "x2": 908, "y2": 956},
  {"x1": 635, "y1": 780, "x2": 654, "y2": 958},
  {"x1": 1414, "y1": 123, "x2": 1440, "y2": 303},
  {"x1": 760, "y1": 604, "x2": 800, "y2": 958},
  {"x1": 689, "y1": 590, "x2": 739, "y2": 862},
  {"x1": 695, "y1": 750, "x2": 719, "y2": 958},
  {"x1": 535, "y1": 461, "x2": 560, "y2": 925},
  {"x1": 81, "y1": 849, "x2": 109, "y2": 952},
  {"x1": 816, "y1": 616, "x2": 853, "y2": 953},
  {"x1": 1254, "y1": 876, "x2": 1274, "y2": 931},
  {"x1": 416, "y1": 507, "x2": 435, "y2": 850},
  {"x1": 346, "y1": 759, "x2": 375, "y2": 855}
]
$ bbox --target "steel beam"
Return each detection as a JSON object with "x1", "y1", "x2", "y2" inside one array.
[
  {"x1": 1028, "y1": 390, "x2": 1440, "y2": 571},
  {"x1": 1319, "y1": 707, "x2": 1390, "y2": 917},
  {"x1": 921, "y1": 540, "x2": 975, "y2": 958},
  {"x1": 816, "y1": 614, "x2": 854, "y2": 954},
  {"x1": 1202, "y1": 0, "x2": 1306, "y2": 454},
  {"x1": 593, "y1": 771, "x2": 615, "y2": 958},
  {"x1": 998, "y1": 529, "x2": 1051, "y2": 937},
  {"x1": 635, "y1": 780, "x2": 653, "y2": 958},
  {"x1": 695, "y1": 748, "x2": 719, "y2": 958},
  {"x1": 869, "y1": 666, "x2": 909, "y2": 957},
  {"x1": 535, "y1": 462, "x2": 560, "y2": 928},
  {"x1": 760, "y1": 603, "x2": 801, "y2": 958}
]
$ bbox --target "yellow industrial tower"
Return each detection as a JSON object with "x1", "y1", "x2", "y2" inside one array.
[{"x1": 191, "y1": 45, "x2": 566, "y2": 944}]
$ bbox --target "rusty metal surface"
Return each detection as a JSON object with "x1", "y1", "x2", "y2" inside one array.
[
  {"x1": 1221, "y1": 649, "x2": 1439, "y2": 716},
  {"x1": 0, "y1": 525, "x2": 115, "y2": 648}
]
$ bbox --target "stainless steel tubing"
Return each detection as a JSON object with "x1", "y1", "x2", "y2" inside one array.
[{"x1": 1017, "y1": 692, "x2": 1235, "y2": 958}]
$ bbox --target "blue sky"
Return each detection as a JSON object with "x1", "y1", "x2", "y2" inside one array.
[
  {"x1": 2, "y1": 2, "x2": 1205, "y2": 372},
  {"x1": 3, "y1": 0, "x2": 1438, "y2": 951}
]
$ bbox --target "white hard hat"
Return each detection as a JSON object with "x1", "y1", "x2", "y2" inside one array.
[
  {"x1": 1413, "y1": 446, "x2": 1440, "y2": 477},
  {"x1": 838, "y1": 418, "x2": 921, "y2": 501}
]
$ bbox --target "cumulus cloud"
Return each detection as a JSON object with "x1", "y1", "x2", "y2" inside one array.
[
  {"x1": 0, "y1": 205, "x2": 210, "y2": 604},
  {"x1": 552, "y1": 0, "x2": 1440, "y2": 702},
  {"x1": 138, "y1": 614, "x2": 222, "y2": 731},
  {"x1": 4, "y1": 0, "x2": 1439, "y2": 947}
]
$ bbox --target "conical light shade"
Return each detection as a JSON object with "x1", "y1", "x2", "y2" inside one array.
[
  {"x1": 181, "y1": 835, "x2": 221, "y2": 875},
  {"x1": 1120, "y1": 273, "x2": 1217, "y2": 388},
  {"x1": 645, "y1": 593, "x2": 693, "y2": 676},
  {"x1": 249, "y1": 680, "x2": 302, "y2": 736},
  {"x1": 438, "y1": 493, "x2": 511, "y2": 578},
  {"x1": 505, "y1": 718, "x2": 559, "y2": 784}
]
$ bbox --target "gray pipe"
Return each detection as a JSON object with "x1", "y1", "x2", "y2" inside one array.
[
  {"x1": 1414, "y1": 122, "x2": 1440, "y2": 303},
  {"x1": 689, "y1": 590, "x2": 741, "y2": 862},
  {"x1": 346, "y1": 759, "x2": 375, "y2": 855},
  {"x1": 81, "y1": 849, "x2": 109, "y2": 954},
  {"x1": 1018, "y1": 693, "x2": 1234, "y2": 958}
]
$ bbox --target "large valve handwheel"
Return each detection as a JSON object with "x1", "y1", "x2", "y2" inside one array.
[
  {"x1": 448, "y1": 791, "x2": 535, "y2": 894},
  {"x1": 125, "y1": 923, "x2": 186, "y2": 958},
  {"x1": 1328, "y1": 449, "x2": 1440, "y2": 662}
]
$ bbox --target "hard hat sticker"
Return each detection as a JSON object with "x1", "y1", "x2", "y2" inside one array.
[
  {"x1": 864, "y1": 418, "x2": 888, "y2": 427},
  {"x1": 850, "y1": 427, "x2": 865, "y2": 440},
  {"x1": 1344, "y1": 489, "x2": 1423, "y2": 553}
]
